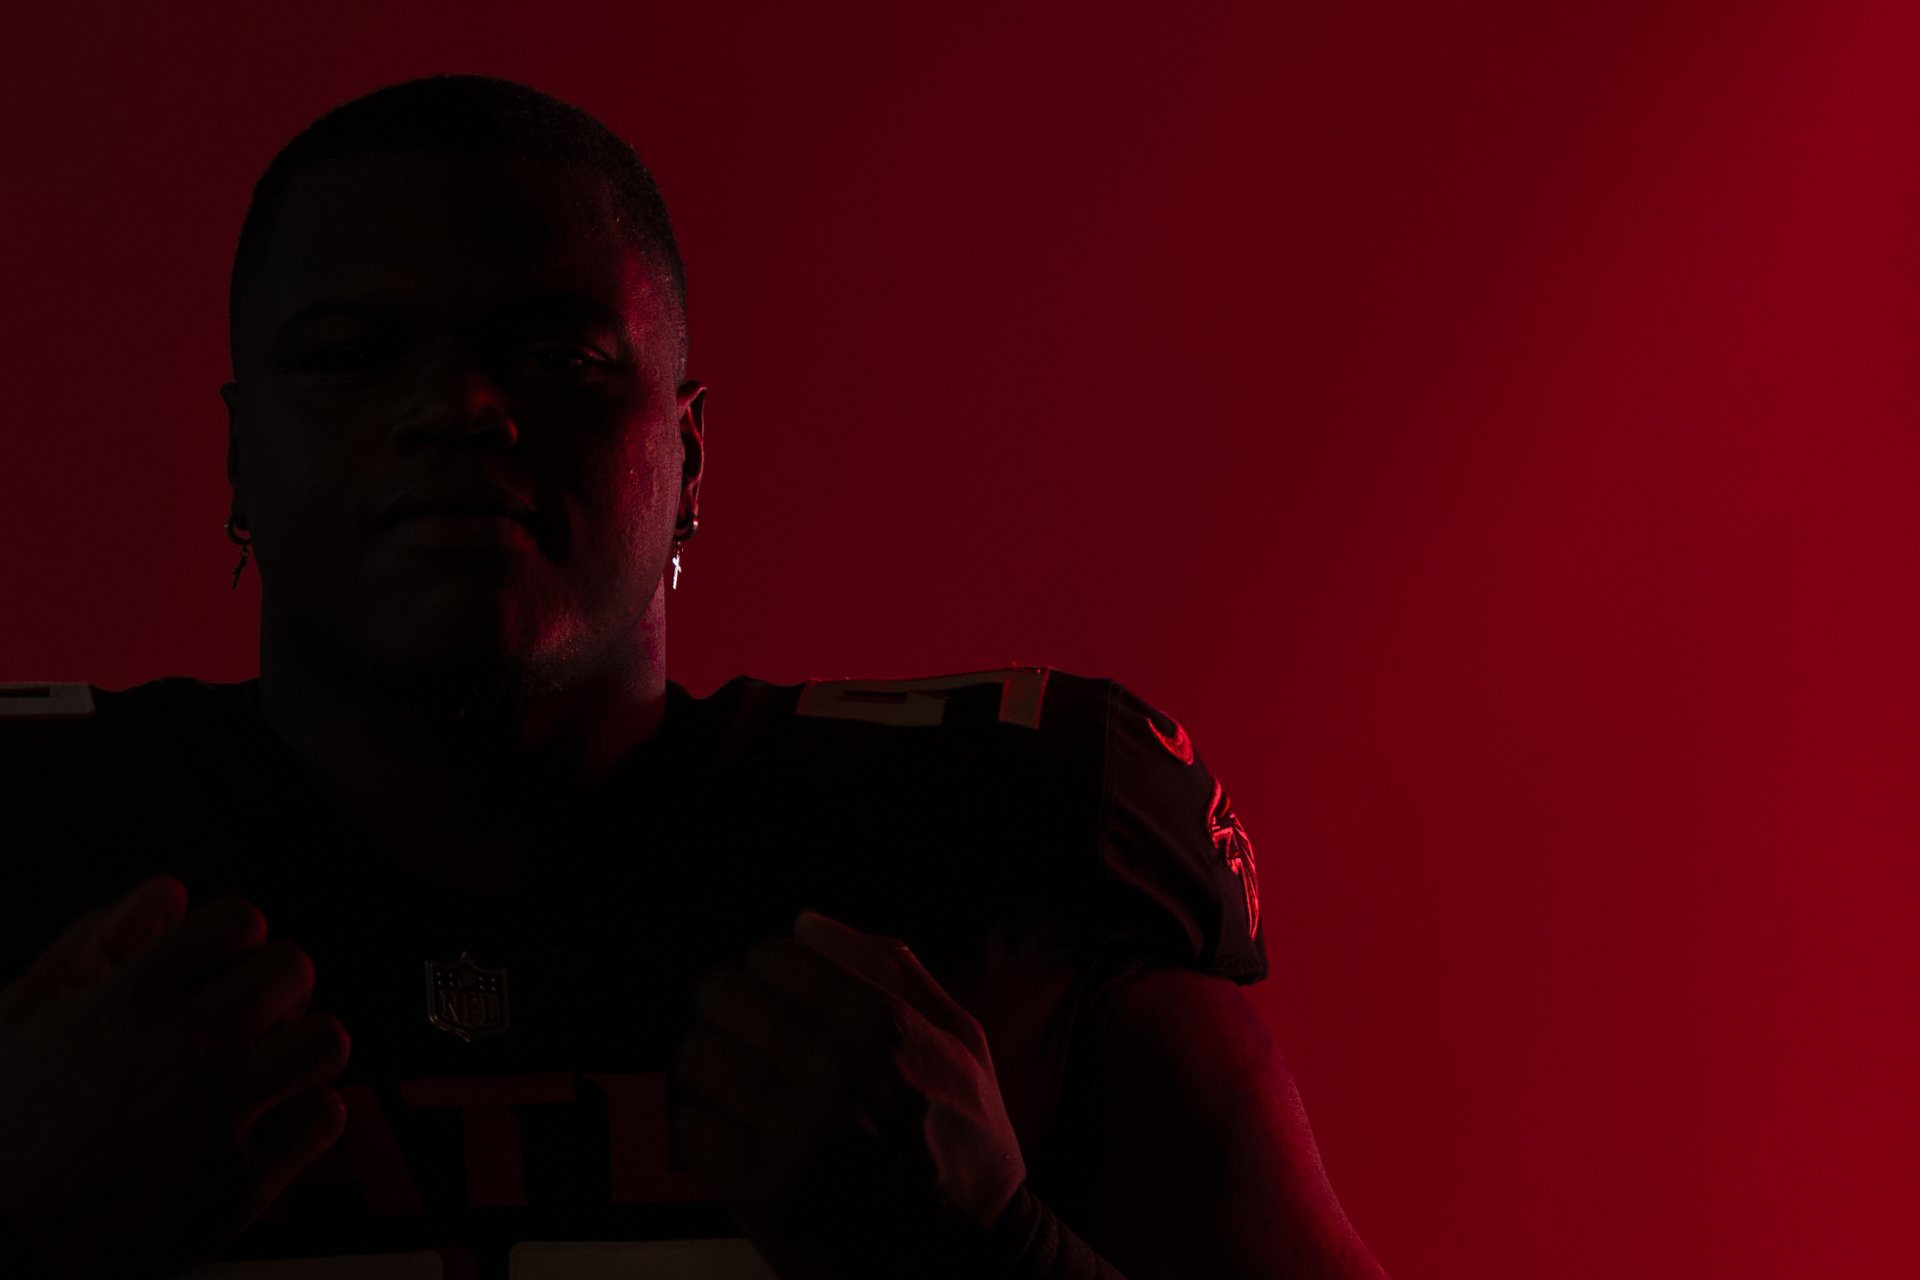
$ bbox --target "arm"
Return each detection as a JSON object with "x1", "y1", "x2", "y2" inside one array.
[{"x1": 1068, "y1": 966, "x2": 1391, "y2": 1280}]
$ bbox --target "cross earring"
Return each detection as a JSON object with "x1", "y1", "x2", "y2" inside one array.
[
  {"x1": 225, "y1": 517, "x2": 252, "y2": 589},
  {"x1": 670, "y1": 513, "x2": 700, "y2": 591}
]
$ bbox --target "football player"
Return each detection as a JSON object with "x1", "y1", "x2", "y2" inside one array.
[{"x1": 0, "y1": 75, "x2": 1390, "y2": 1280}]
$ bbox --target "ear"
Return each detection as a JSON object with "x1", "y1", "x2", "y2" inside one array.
[
  {"x1": 220, "y1": 381, "x2": 246, "y2": 515},
  {"x1": 675, "y1": 379, "x2": 707, "y2": 514}
]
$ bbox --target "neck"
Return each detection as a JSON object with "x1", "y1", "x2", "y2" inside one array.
[{"x1": 254, "y1": 609, "x2": 669, "y2": 894}]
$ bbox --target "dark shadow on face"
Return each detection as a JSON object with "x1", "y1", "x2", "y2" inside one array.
[{"x1": 224, "y1": 149, "x2": 701, "y2": 719}]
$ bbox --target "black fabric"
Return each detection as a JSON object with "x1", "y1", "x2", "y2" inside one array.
[
  {"x1": 969, "y1": 1183, "x2": 1132, "y2": 1280},
  {"x1": 0, "y1": 667, "x2": 1265, "y2": 1278}
]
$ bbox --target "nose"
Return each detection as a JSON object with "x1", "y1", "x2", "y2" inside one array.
[{"x1": 388, "y1": 338, "x2": 519, "y2": 454}]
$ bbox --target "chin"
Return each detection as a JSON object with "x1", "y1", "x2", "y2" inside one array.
[{"x1": 351, "y1": 629, "x2": 573, "y2": 722}]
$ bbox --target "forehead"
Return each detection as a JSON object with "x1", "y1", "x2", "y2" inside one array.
[{"x1": 259, "y1": 150, "x2": 663, "y2": 347}]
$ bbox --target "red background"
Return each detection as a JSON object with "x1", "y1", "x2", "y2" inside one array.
[{"x1": 5, "y1": 2, "x2": 1918, "y2": 1275}]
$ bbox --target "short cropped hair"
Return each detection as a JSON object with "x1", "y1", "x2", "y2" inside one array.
[{"x1": 228, "y1": 73, "x2": 688, "y2": 378}]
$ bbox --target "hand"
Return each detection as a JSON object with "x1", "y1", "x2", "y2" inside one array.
[
  {"x1": 671, "y1": 910, "x2": 1026, "y2": 1279},
  {"x1": 0, "y1": 876, "x2": 352, "y2": 1280}
]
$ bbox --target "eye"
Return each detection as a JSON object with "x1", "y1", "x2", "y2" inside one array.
[
  {"x1": 304, "y1": 344, "x2": 379, "y2": 371},
  {"x1": 527, "y1": 345, "x2": 608, "y2": 376}
]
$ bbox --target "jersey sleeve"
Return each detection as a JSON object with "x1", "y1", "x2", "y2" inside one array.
[
  {"x1": 763, "y1": 667, "x2": 1268, "y2": 986},
  {"x1": 1083, "y1": 678, "x2": 1267, "y2": 985}
]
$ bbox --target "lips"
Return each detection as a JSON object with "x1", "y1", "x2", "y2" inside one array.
[{"x1": 377, "y1": 474, "x2": 536, "y2": 529}]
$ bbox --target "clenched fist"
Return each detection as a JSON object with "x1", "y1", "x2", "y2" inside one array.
[
  {"x1": 671, "y1": 910, "x2": 1026, "y2": 1280},
  {"x1": 0, "y1": 876, "x2": 351, "y2": 1280}
]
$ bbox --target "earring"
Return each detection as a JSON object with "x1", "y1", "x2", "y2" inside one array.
[
  {"x1": 670, "y1": 513, "x2": 700, "y2": 591},
  {"x1": 225, "y1": 516, "x2": 252, "y2": 589}
]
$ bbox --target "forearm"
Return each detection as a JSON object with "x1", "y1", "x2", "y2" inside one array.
[{"x1": 947, "y1": 1183, "x2": 1130, "y2": 1280}]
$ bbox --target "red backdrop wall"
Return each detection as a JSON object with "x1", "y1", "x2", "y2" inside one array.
[{"x1": 5, "y1": 3, "x2": 1917, "y2": 1276}]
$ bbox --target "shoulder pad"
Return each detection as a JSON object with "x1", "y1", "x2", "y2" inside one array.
[
  {"x1": 1090, "y1": 678, "x2": 1266, "y2": 984},
  {"x1": 748, "y1": 666, "x2": 1267, "y2": 985},
  {"x1": 796, "y1": 666, "x2": 1049, "y2": 728},
  {"x1": 0, "y1": 682, "x2": 96, "y2": 719}
]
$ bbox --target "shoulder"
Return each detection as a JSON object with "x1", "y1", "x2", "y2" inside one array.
[
  {"x1": 0, "y1": 675, "x2": 258, "y2": 782},
  {"x1": 0, "y1": 680, "x2": 99, "y2": 721},
  {"x1": 696, "y1": 666, "x2": 1266, "y2": 985},
  {"x1": 0, "y1": 675, "x2": 261, "y2": 969},
  {"x1": 693, "y1": 665, "x2": 1093, "y2": 742},
  {"x1": 698, "y1": 665, "x2": 1208, "y2": 786},
  {"x1": 0, "y1": 674, "x2": 254, "y2": 733},
  {"x1": 0, "y1": 681, "x2": 104, "y2": 852},
  {"x1": 0, "y1": 673, "x2": 256, "y2": 802},
  {"x1": 0, "y1": 681, "x2": 104, "y2": 813}
]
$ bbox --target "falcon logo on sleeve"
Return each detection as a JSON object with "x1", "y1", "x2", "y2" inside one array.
[
  {"x1": 1146, "y1": 713, "x2": 1195, "y2": 766},
  {"x1": 1207, "y1": 780, "x2": 1261, "y2": 942}
]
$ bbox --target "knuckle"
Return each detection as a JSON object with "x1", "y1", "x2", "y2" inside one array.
[
  {"x1": 209, "y1": 896, "x2": 269, "y2": 946},
  {"x1": 308, "y1": 1012, "x2": 351, "y2": 1067},
  {"x1": 315, "y1": 1088, "x2": 348, "y2": 1147},
  {"x1": 269, "y1": 940, "x2": 315, "y2": 990}
]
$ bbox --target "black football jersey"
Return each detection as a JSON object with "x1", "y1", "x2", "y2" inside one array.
[{"x1": 0, "y1": 666, "x2": 1265, "y2": 1279}]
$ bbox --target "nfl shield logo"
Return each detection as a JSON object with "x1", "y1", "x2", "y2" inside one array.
[{"x1": 424, "y1": 951, "x2": 510, "y2": 1043}]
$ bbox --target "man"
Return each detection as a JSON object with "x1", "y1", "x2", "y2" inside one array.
[{"x1": 0, "y1": 75, "x2": 1389, "y2": 1279}]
